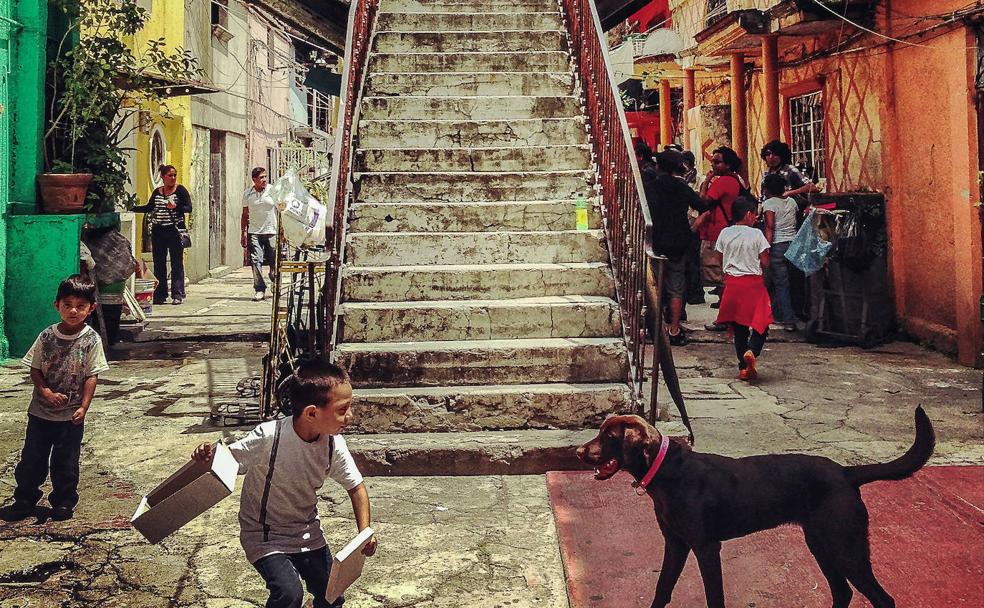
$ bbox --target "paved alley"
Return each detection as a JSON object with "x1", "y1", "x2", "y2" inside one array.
[{"x1": 0, "y1": 271, "x2": 980, "y2": 608}]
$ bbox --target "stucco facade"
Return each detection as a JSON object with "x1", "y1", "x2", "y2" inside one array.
[{"x1": 653, "y1": 0, "x2": 983, "y2": 365}]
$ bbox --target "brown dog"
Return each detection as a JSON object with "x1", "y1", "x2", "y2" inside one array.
[{"x1": 575, "y1": 408, "x2": 935, "y2": 608}]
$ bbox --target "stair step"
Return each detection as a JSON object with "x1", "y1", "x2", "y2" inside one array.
[
  {"x1": 360, "y1": 95, "x2": 581, "y2": 121},
  {"x1": 370, "y1": 51, "x2": 568, "y2": 73},
  {"x1": 380, "y1": 0, "x2": 559, "y2": 14},
  {"x1": 342, "y1": 262, "x2": 616, "y2": 302},
  {"x1": 374, "y1": 30, "x2": 564, "y2": 53},
  {"x1": 358, "y1": 117, "x2": 588, "y2": 149},
  {"x1": 345, "y1": 230, "x2": 608, "y2": 266},
  {"x1": 349, "y1": 383, "x2": 631, "y2": 433},
  {"x1": 349, "y1": 199, "x2": 601, "y2": 232},
  {"x1": 354, "y1": 145, "x2": 591, "y2": 173},
  {"x1": 376, "y1": 12, "x2": 563, "y2": 33},
  {"x1": 336, "y1": 337, "x2": 629, "y2": 387},
  {"x1": 339, "y1": 296, "x2": 621, "y2": 342},
  {"x1": 366, "y1": 71, "x2": 575, "y2": 97},
  {"x1": 355, "y1": 170, "x2": 594, "y2": 202}
]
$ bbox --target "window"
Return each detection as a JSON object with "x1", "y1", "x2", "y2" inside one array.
[
  {"x1": 210, "y1": 0, "x2": 229, "y2": 28},
  {"x1": 788, "y1": 90, "x2": 826, "y2": 181},
  {"x1": 266, "y1": 28, "x2": 276, "y2": 69},
  {"x1": 150, "y1": 126, "x2": 167, "y2": 188},
  {"x1": 705, "y1": 0, "x2": 728, "y2": 27},
  {"x1": 307, "y1": 90, "x2": 331, "y2": 133}
]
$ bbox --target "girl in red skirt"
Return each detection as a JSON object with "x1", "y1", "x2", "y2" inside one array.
[{"x1": 714, "y1": 197, "x2": 774, "y2": 380}]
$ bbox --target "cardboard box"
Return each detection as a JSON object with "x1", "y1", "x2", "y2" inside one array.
[
  {"x1": 131, "y1": 442, "x2": 238, "y2": 544},
  {"x1": 326, "y1": 527, "x2": 375, "y2": 603}
]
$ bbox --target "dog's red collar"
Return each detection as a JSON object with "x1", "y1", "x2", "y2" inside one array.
[{"x1": 633, "y1": 434, "x2": 670, "y2": 496}]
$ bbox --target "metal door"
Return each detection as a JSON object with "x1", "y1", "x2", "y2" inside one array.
[{"x1": 208, "y1": 132, "x2": 225, "y2": 268}]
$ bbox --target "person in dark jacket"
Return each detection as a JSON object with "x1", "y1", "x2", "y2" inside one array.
[
  {"x1": 132, "y1": 165, "x2": 193, "y2": 305},
  {"x1": 643, "y1": 150, "x2": 707, "y2": 345}
]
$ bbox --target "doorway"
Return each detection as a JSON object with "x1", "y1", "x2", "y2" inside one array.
[{"x1": 208, "y1": 131, "x2": 226, "y2": 269}]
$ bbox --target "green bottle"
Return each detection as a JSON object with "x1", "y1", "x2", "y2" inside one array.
[{"x1": 575, "y1": 196, "x2": 589, "y2": 231}]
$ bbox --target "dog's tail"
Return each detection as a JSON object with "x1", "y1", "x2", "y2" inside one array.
[{"x1": 844, "y1": 406, "x2": 935, "y2": 487}]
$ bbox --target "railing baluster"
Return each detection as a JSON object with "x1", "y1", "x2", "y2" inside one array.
[{"x1": 561, "y1": 0, "x2": 660, "y2": 415}]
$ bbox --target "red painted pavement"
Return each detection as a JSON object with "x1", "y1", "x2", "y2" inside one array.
[{"x1": 547, "y1": 466, "x2": 983, "y2": 607}]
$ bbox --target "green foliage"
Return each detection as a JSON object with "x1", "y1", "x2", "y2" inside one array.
[{"x1": 45, "y1": 0, "x2": 201, "y2": 212}]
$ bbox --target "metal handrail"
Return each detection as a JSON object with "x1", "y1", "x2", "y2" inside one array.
[
  {"x1": 324, "y1": 0, "x2": 379, "y2": 356},
  {"x1": 560, "y1": 0, "x2": 694, "y2": 442}
]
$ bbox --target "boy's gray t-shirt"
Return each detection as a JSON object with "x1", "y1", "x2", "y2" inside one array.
[
  {"x1": 228, "y1": 418, "x2": 364, "y2": 563},
  {"x1": 22, "y1": 324, "x2": 109, "y2": 422},
  {"x1": 762, "y1": 196, "x2": 799, "y2": 243}
]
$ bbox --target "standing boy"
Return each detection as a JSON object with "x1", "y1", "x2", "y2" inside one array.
[
  {"x1": 193, "y1": 360, "x2": 377, "y2": 608},
  {"x1": 242, "y1": 167, "x2": 279, "y2": 301},
  {"x1": 761, "y1": 173, "x2": 799, "y2": 330},
  {"x1": 4, "y1": 275, "x2": 108, "y2": 521},
  {"x1": 714, "y1": 198, "x2": 774, "y2": 380}
]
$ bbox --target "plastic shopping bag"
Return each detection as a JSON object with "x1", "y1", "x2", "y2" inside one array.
[
  {"x1": 784, "y1": 209, "x2": 833, "y2": 275},
  {"x1": 270, "y1": 170, "x2": 328, "y2": 248}
]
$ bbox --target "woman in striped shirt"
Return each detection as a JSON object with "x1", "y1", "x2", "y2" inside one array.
[{"x1": 133, "y1": 165, "x2": 193, "y2": 305}]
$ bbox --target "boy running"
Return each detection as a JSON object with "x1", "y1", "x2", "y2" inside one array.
[
  {"x1": 193, "y1": 360, "x2": 376, "y2": 608},
  {"x1": 5, "y1": 275, "x2": 108, "y2": 521},
  {"x1": 714, "y1": 198, "x2": 774, "y2": 380}
]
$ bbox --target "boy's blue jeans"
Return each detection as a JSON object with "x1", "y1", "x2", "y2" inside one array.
[
  {"x1": 253, "y1": 547, "x2": 344, "y2": 608},
  {"x1": 767, "y1": 241, "x2": 796, "y2": 323},
  {"x1": 14, "y1": 414, "x2": 84, "y2": 510}
]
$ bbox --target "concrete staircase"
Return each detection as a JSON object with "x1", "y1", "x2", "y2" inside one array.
[{"x1": 335, "y1": 0, "x2": 632, "y2": 434}]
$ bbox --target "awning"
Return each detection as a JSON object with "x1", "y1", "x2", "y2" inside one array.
[
  {"x1": 304, "y1": 67, "x2": 342, "y2": 97},
  {"x1": 115, "y1": 71, "x2": 220, "y2": 97}
]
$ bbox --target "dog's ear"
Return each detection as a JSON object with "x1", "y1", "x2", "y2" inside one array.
[{"x1": 621, "y1": 421, "x2": 655, "y2": 464}]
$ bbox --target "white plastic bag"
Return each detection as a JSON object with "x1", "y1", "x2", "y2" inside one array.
[{"x1": 270, "y1": 170, "x2": 328, "y2": 248}]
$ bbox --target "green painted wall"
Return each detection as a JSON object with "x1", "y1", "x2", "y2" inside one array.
[
  {"x1": 6, "y1": 214, "x2": 84, "y2": 355},
  {"x1": 2, "y1": 0, "x2": 55, "y2": 358}
]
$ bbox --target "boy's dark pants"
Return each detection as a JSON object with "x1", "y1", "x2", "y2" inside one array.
[
  {"x1": 254, "y1": 547, "x2": 343, "y2": 608},
  {"x1": 13, "y1": 414, "x2": 84, "y2": 510}
]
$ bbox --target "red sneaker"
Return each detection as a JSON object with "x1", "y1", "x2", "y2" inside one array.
[{"x1": 742, "y1": 350, "x2": 758, "y2": 380}]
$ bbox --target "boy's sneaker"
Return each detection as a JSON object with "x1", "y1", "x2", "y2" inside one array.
[
  {"x1": 1, "y1": 501, "x2": 36, "y2": 521},
  {"x1": 253, "y1": 291, "x2": 265, "y2": 301},
  {"x1": 171, "y1": 298, "x2": 183, "y2": 305},
  {"x1": 50, "y1": 506, "x2": 74, "y2": 521},
  {"x1": 737, "y1": 368, "x2": 751, "y2": 381},
  {"x1": 704, "y1": 322, "x2": 728, "y2": 331},
  {"x1": 742, "y1": 350, "x2": 758, "y2": 380}
]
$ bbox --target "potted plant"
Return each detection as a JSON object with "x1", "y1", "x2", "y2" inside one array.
[{"x1": 41, "y1": 0, "x2": 201, "y2": 214}]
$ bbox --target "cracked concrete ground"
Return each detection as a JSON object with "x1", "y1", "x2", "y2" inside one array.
[{"x1": 0, "y1": 272, "x2": 980, "y2": 607}]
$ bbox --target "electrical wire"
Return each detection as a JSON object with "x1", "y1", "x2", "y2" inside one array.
[{"x1": 809, "y1": 0, "x2": 980, "y2": 49}]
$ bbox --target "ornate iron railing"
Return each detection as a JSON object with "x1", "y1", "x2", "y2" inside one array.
[
  {"x1": 560, "y1": 0, "x2": 693, "y2": 441},
  {"x1": 324, "y1": 0, "x2": 379, "y2": 353}
]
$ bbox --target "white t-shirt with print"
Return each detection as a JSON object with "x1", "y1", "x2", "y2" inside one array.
[
  {"x1": 228, "y1": 417, "x2": 364, "y2": 563},
  {"x1": 762, "y1": 196, "x2": 799, "y2": 243},
  {"x1": 242, "y1": 185, "x2": 278, "y2": 235},
  {"x1": 715, "y1": 225, "x2": 771, "y2": 277},
  {"x1": 22, "y1": 324, "x2": 109, "y2": 421}
]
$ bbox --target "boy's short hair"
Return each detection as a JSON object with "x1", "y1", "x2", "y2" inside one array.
[
  {"x1": 251, "y1": 167, "x2": 267, "y2": 179},
  {"x1": 731, "y1": 197, "x2": 758, "y2": 222},
  {"x1": 56, "y1": 274, "x2": 97, "y2": 304},
  {"x1": 280, "y1": 359, "x2": 351, "y2": 416},
  {"x1": 762, "y1": 173, "x2": 788, "y2": 198}
]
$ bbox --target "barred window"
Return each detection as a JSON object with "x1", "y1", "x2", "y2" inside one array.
[
  {"x1": 789, "y1": 90, "x2": 825, "y2": 181},
  {"x1": 706, "y1": 0, "x2": 728, "y2": 27}
]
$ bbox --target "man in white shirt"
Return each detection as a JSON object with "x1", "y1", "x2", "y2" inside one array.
[{"x1": 242, "y1": 167, "x2": 279, "y2": 301}]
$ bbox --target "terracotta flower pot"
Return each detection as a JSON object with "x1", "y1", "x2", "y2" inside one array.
[{"x1": 38, "y1": 173, "x2": 94, "y2": 213}]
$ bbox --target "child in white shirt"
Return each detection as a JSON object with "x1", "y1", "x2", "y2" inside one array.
[
  {"x1": 193, "y1": 360, "x2": 376, "y2": 608},
  {"x1": 761, "y1": 173, "x2": 799, "y2": 327},
  {"x1": 714, "y1": 198, "x2": 774, "y2": 380}
]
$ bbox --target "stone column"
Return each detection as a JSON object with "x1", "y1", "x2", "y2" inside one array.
[
  {"x1": 762, "y1": 35, "x2": 780, "y2": 143},
  {"x1": 659, "y1": 78, "x2": 673, "y2": 147},
  {"x1": 729, "y1": 53, "x2": 748, "y2": 175},
  {"x1": 683, "y1": 68, "x2": 696, "y2": 136}
]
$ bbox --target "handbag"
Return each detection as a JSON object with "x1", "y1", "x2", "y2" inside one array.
[
  {"x1": 178, "y1": 227, "x2": 192, "y2": 249},
  {"x1": 784, "y1": 209, "x2": 832, "y2": 275}
]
